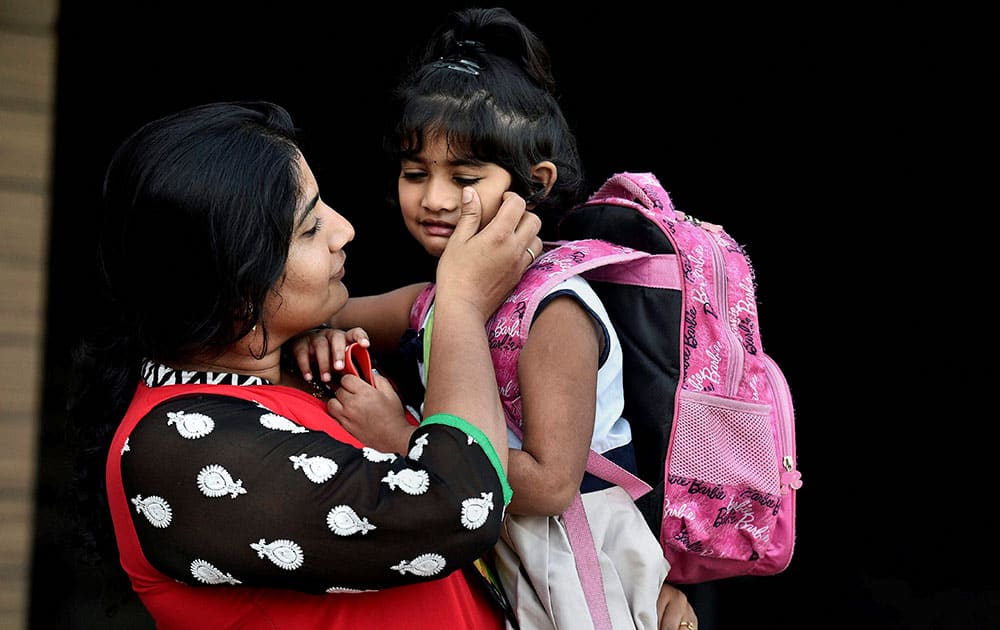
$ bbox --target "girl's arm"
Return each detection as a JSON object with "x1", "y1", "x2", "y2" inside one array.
[
  {"x1": 507, "y1": 294, "x2": 599, "y2": 515},
  {"x1": 328, "y1": 283, "x2": 429, "y2": 355},
  {"x1": 289, "y1": 282, "x2": 428, "y2": 383}
]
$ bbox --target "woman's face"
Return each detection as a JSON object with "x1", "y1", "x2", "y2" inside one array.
[
  {"x1": 398, "y1": 134, "x2": 512, "y2": 258},
  {"x1": 263, "y1": 154, "x2": 355, "y2": 340}
]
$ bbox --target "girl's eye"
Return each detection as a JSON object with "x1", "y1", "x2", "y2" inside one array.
[
  {"x1": 401, "y1": 171, "x2": 426, "y2": 181},
  {"x1": 304, "y1": 218, "x2": 322, "y2": 236},
  {"x1": 454, "y1": 176, "x2": 482, "y2": 186}
]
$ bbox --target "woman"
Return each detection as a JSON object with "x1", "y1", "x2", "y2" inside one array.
[{"x1": 68, "y1": 100, "x2": 541, "y2": 629}]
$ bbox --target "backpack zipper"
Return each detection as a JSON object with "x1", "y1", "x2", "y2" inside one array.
[
  {"x1": 763, "y1": 354, "x2": 799, "y2": 492},
  {"x1": 698, "y1": 218, "x2": 744, "y2": 397}
]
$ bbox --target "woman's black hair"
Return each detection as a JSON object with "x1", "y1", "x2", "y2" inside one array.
[
  {"x1": 66, "y1": 101, "x2": 302, "y2": 582},
  {"x1": 386, "y1": 6, "x2": 585, "y2": 238}
]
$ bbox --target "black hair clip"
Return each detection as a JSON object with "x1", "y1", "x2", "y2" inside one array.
[
  {"x1": 455, "y1": 39, "x2": 485, "y2": 52},
  {"x1": 430, "y1": 57, "x2": 481, "y2": 75}
]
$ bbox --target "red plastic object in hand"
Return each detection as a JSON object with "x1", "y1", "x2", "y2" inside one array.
[
  {"x1": 343, "y1": 342, "x2": 419, "y2": 426},
  {"x1": 343, "y1": 342, "x2": 375, "y2": 385}
]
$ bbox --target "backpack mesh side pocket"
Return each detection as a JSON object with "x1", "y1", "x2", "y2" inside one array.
[{"x1": 661, "y1": 389, "x2": 781, "y2": 563}]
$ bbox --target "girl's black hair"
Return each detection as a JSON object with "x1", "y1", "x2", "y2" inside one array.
[
  {"x1": 386, "y1": 6, "x2": 585, "y2": 238},
  {"x1": 66, "y1": 101, "x2": 302, "y2": 582}
]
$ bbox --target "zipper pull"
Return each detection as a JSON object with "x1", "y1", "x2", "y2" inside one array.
[{"x1": 780, "y1": 455, "x2": 802, "y2": 494}]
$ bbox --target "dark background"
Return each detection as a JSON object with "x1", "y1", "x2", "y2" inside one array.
[{"x1": 29, "y1": 3, "x2": 991, "y2": 629}]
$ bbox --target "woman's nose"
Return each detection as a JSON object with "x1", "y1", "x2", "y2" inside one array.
[{"x1": 327, "y1": 207, "x2": 355, "y2": 250}]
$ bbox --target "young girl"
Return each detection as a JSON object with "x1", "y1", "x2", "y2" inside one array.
[{"x1": 293, "y1": 8, "x2": 697, "y2": 630}]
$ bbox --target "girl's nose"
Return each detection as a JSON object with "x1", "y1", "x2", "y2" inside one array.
[{"x1": 423, "y1": 178, "x2": 460, "y2": 213}]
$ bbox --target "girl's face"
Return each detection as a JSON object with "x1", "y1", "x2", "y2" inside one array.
[
  {"x1": 398, "y1": 134, "x2": 512, "y2": 258},
  {"x1": 264, "y1": 154, "x2": 355, "y2": 341}
]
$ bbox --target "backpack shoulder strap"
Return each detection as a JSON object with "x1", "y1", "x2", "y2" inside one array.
[
  {"x1": 409, "y1": 282, "x2": 437, "y2": 331},
  {"x1": 487, "y1": 239, "x2": 647, "y2": 430},
  {"x1": 410, "y1": 238, "x2": 658, "y2": 499},
  {"x1": 487, "y1": 239, "x2": 655, "y2": 499}
]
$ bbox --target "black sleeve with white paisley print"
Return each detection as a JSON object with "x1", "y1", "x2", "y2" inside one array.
[{"x1": 120, "y1": 394, "x2": 504, "y2": 593}]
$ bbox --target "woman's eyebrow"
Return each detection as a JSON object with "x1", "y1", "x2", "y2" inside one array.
[{"x1": 294, "y1": 193, "x2": 320, "y2": 230}]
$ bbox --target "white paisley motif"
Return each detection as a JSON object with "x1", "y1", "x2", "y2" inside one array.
[
  {"x1": 461, "y1": 492, "x2": 494, "y2": 529},
  {"x1": 325, "y1": 586, "x2": 378, "y2": 593},
  {"x1": 362, "y1": 447, "x2": 397, "y2": 463},
  {"x1": 391, "y1": 553, "x2": 446, "y2": 577},
  {"x1": 131, "y1": 494, "x2": 172, "y2": 528},
  {"x1": 289, "y1": 453, "x2": 339, "y2": 483},
  {"x1": 326, "y1": 505, "x2": 376, "y2": 536},
  {"x1": 190, "y1": 559, "x2": 242, "y2": 585},
  {"x1": 381, "y1": 469, "x2": 430, "y2": 495},
  {"x1": 259, "y1": 412, "x2": 308, "y2": 433},
  {"x1": 407, "y1": 433, "x2": 429, "y2": 460},
  {"x1": 250, "y1": 538, "x2": 304, "y2": 570},
  {"x1": 166, "y1": 410, "x2": 214, "y2": 439},
  {"x1": 196, "y1": 464, "x2": 246, "y2": 498}
]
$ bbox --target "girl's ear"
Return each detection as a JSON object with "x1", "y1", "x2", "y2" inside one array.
[{"x1": 530, "y1": 161, "x2": 558, "y2": 196}]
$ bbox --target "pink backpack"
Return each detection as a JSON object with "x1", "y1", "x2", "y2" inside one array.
[{"x1": 411, "y1": 171, "x2": 799, "y2": 611}]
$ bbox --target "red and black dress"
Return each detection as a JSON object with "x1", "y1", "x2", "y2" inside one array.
[{"x1": 106, "y1": 361, "x2": 512, "y2": 629}]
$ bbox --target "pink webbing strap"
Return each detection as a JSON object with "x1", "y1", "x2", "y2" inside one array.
[
  {"x1": 585, "y1": 450, "x2": 653, "y2": 500},
  {"x1": 581, "y1": 253, "x2": 681, "y2": 290},
  {"x1": 507, "y1": 423, "x2": 618, "y2": 629},
  {"x1": 506, "y1": 425, "x2": 651, "y2": 501},
  {"x1": 563, "y1": 492, "x2": 614, "y2": 630}
]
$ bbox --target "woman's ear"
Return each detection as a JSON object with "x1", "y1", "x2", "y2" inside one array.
[{"x1": 530, "y1": 161, "x2": 558, "y2": 196}]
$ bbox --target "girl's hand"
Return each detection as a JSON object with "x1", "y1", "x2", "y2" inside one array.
[
  {"x1": 327, "y1": 372, "x2": 415, "y2": 456},
  {"x1": 289, "y1": 326, "x2": 370, "y2": 384},
  {"x1": 657, "y1": 582, "x2": 698, "y2": 630}
]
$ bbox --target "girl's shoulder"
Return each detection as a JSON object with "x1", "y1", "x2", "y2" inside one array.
[{"x1": 538, "y1": 274, "x2": 607, "y2": 320}]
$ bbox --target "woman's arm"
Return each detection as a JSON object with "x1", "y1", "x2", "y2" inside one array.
[
  {"x1": 122, "y1": 395, "x2": 506, "y2": 592},
  {"x1": 423, "y1": 189, "x2": 540, "y2": 473}
]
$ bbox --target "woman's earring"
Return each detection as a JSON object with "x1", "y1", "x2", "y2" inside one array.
[{"x1": 246, "y1": 302, "x2": 257, "y2": 333}]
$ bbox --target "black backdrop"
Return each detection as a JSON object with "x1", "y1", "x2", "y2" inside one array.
[{"x1": 30, "y1": 3, "x2": 991, "y2": 629}]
